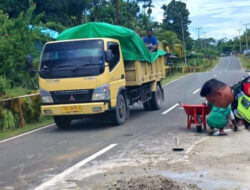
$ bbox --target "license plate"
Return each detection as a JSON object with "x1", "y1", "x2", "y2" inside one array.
[{"x1": 62, "y1": 106, "x2": 82, "y2": 113}]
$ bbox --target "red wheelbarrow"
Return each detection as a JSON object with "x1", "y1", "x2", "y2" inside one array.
[{"x1": 179, "y1": 102, "x2": 212, "y2": 132}]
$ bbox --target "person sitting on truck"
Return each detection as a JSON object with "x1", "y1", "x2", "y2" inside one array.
[
  {"x1": 143, "y1": 29, "x2": 158, "y2": 52},
  {"x1": 200, "y1": 77, "x2": 250, "y2": 130}
]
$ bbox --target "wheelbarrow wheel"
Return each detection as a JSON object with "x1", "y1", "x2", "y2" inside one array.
[
  {"x1": 196, "y1": 115, "x2": 202, "y2": 133},
  {"x1": 244, "y1": 121, "x2": 249, "y2": 129},
  {"x1": 196, "y1": 125, "x2": 202, "y2": 133}
]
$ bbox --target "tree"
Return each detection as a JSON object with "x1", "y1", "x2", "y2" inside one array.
[
  {"x1": 161, "y1": 0, "x2": 191, "y2": 46},
  {"x1": 0, "y1": 2, "x2": 55, "y2": 88},
  {"x1": 0, "y1": 0, "x2": 29, "y2": 18},
  {"x1": 158, "y1": 30, "x2": 183, "y2": 57}
]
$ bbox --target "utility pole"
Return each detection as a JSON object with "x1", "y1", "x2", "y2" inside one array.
[
  {"x1": 243, "y1": 23, "x2": 250, "y2": 50},
  {"x1": 203, "y1": 32, "x2": 207, "y2": 54},
  {"x1": 237, "y1": 29, "x2": 242, "y2": 53},
  {"x1": 196, "y1": 27, "x2": 202, "y2": 50},
  {"x1": 116, "y1": 0, "x2": 119, "y2": 25},
  {"x1": 127, "y1": 0, "x2": 129, "y2": 27},
  {"x1": 180, "y1": 13, "x2": 187, "y2": 64}
]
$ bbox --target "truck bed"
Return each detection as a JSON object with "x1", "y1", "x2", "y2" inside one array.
[{"x1": 125, "y1": 56, "x2": 165, "y2": 86}]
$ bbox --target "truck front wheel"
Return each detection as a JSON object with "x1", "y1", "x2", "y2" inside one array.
[
  {"x1": 112, "y1": 94, "x2": 127, "y2": 125},
  {"x1": 54, "y1": 116, "x2": 71, "y2": 129}
]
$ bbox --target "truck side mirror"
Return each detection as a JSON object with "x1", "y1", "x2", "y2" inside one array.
[
  {"x1": 105, "y1": 50, "x2": 113, "y2": 63},
  {"x1": 26, "y1": 55, "x2": 33, "y2": 69}
]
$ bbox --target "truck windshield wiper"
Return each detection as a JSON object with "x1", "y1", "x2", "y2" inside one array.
[
  {"x1": 71, "y1": 64, "x2": 104, "y2": 73},
  {"x1": 54, "y1": 65, "x2": 74, "y2": 69}
]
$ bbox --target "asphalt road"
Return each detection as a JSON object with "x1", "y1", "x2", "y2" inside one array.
[{"x1": 0, "y1": 56, "x2": 247, "y2": 190}]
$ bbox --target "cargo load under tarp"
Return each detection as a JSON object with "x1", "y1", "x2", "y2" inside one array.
[{"x1": 57, "y1": 22, "x2": 166, "y2": 63}]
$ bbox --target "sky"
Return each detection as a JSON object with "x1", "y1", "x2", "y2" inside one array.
[{"x1": 150, "y1": 0, "x2": 250, "y2": 40}]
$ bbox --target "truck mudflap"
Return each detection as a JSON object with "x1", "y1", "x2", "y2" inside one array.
[{"x1": 41, "y1": 102, "x2": 109, "y2": 115}]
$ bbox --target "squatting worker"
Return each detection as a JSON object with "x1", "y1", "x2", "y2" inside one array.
[
  {"x1": 143, "y1": 29, "x2": 158, "y2": 52},
  {"x1": 200, "y1": 77, "x2": 250, "y2": 130}
]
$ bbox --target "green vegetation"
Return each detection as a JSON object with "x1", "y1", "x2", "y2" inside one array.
[
  {"x1": 0, "y1": 116, "x2": 53, "y2": 141},
  {"x1": 239, "y1": 55, "x2": 250, "y2": 70},
  {"x1": 162, "y1": 57, "x2": 220, "y2": 85},
  {"x1": 0, "y1": 0, "x2": 193, "y2": 93},
  {"x1": 5, "y1": 88, "x2": 35, "y2": 98},
  {"x1": 162, "y1": 73, "x2": 190, "y2": 85},
  {"x1": 202, "y1": 57, "x2": 220, "y2": 72}
]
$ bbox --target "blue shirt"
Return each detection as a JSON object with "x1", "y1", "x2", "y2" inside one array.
[{"x1": 143, "y1": 35, "x2": 158, "y2": 45}]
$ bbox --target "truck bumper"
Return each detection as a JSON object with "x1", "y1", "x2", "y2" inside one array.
[{"x1": 41, "y1": 102, "x2": 109, "y2": 116}]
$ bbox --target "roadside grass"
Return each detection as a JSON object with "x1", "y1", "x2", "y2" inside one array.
[
  {"x1": 239, "y1": 55, "x2": 250, "y2": 70},
  {"x1": 202, "y1": 57, "x2": 220, "y2": 72},
  {"x1": 5, "y1": 87, "x2": 34, "y2": 97},
  {"x1": 162, "y1": 73, "x2": 190, "y2": 85},
  {"x1": 162, "y1": 57, "x2": 220, "y2": 85},
  {"x1": 0, "y1": 116, "x2": 53, "y2": 141}
]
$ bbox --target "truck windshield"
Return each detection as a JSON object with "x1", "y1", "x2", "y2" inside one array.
[{"x1": 40, "y1": 40, "x2": 105, "y2": 79}]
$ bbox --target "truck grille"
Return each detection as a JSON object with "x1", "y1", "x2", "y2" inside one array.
[{"x1": 51, "y1": 89, "x2": 93, "y2": 104}]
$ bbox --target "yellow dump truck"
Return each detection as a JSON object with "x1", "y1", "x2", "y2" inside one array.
[{"x1": 37, "y1": 23, "x2": 166, "y2": 128}]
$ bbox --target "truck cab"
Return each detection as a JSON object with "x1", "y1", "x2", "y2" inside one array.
[{"x1": 39, "y1": 37, "x2": 165, "y2": 128}]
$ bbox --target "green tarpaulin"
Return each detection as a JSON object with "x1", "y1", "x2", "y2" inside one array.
[{"x1": 57, "y1": 22, "x2": 166, "y2": 63}]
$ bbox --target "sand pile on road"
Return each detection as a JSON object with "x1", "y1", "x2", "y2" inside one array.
[{"x1": 105, "y1": 175, "x2": 201, "y2": 190}]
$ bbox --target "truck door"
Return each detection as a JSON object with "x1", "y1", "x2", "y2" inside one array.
[{"x1": 107, "y1": 42, "x2": 126, "y2": 107}]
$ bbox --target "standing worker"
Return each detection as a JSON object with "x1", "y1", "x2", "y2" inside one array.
[{"x1": 143, "y1": 29, "x2": 158, "y2": 52}]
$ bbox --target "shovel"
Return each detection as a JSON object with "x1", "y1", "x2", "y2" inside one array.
[{"x1": 172, "y1": 137, "x2": 184, "y2": 151}]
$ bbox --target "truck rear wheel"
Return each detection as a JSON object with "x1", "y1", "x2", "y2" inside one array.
[
  {"x1": 112, "y1": 94, "x2": 127, "y2": 125},
  {"x1": 151, "y1": 84, "x2": 164, "y2": 110},
  {"x1": 54, "y1": 116, "x2": 71, "y2": 129},
  {"x1": 143, "y1": 100, "x2": 151, "y2": 110},
  {"x1": 143, "y1": 84, "x2": 163, "y2": 111}
]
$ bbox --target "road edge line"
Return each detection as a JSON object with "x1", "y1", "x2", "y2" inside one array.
[
  {"x1": 163, "y1": 73, "x2": 192, "y2": 87},
  {"x1": 0, "y1": 124, "x2": 54, "y2": 144}
]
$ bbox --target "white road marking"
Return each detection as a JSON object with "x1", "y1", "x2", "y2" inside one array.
[
  {"x1": 0, "y1": 124, "x2": 55, "y2": 144},
  {"x1": 185, "y1": 137, "x2": 208, "y2": 155},
  {"x1": 213, "y1": 74, "x2": 217, "y2": 77},
  {"x1": 168, "y1": 137, "x2": 208, "y2": 165},
  {"x1": 192, "y1": 88, "x2": 200, "y2": 95},
  {"x1": 162, "y1": 103, "x2": 179, "y2": 115},
  {"x1": 238, "y1": 57, "x2": 245, "y2": 72},
  {"x1": 34, "y1": 144, "x2": 117, "y2": 190},
  {"x1": 177, "y1": 107, "x2": 184, "y2": 110}
]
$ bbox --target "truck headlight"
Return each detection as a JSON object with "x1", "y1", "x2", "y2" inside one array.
[
  {"x1": 92, "y1": 84, "x2": 110, "y2": 101},
  {"x1": 39, "y1": 89, "x2": 53, "y2": 103}
]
